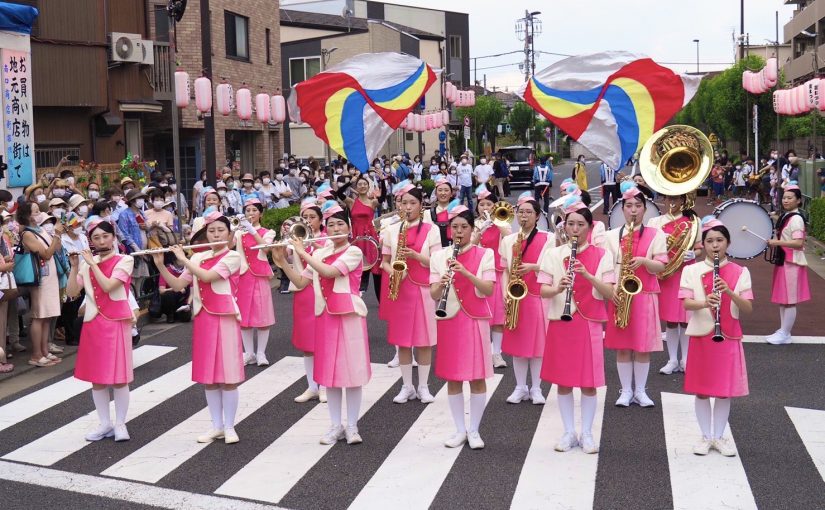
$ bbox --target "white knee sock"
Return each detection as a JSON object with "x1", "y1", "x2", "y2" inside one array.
[
  {"x1": 782, "y1": 306, "x2": 797, "y2": 335},
  {"x1": 712, "y1": 398, "x2": 732, "y2": 439},
  {"x1": 241, "y1": 328, "x2": 254, "y2": 355},
  {"x1": 512, "y1": 356, "x2": 529, "y2": 389},
  {"x1": 491, "y1": 330, "x2": 503, "y2": 355},
  {"x1": 694, "y1": 397, "x2": 712, "y2": 439},
  {"x1": 529, "y1": 357, "x2": 542, "y2": 390},
  {"x1": 255, "y1": 328, "x2": 270, "y2": 357},
  {"x1": 91, "y1": 388, "x2": 112, "y2": 428},
  {"x1": 112, "y1": 386, "x2": 130, "y2": 426},
  {"x1": 448, "y1": 393, "x2": 466, "y2": 434},
  {"x1": 678, "y1": 326, "x2": 690, "y2": 364},
  {"x1": 557, "y1": 392, "x2": 575, "y2": 434},
  {"x1": 633, "y1": 361, "x2": 650, "y2": 392},
  {"x1": 469, "y1": 392, "x2": 487, "y2": 433},
  {"x1": 400, "y1": 363, "x2": 413, "y2": 388},
  {"x1": 222, "y1": 388, "x2": 239, "y2": 429},
  {"x1": 204, "y1": 388, "x2": 223, "y2": 430},
  {"x1": 581, "y1": 394, "x2": 597, "y2": 437},
  {"x1": 665, "y1": 327, "x2": 679, "y2": 362},
  {"x1": 326, "y1": 387, "x2": 343, "y2": 427},
  {"x1": 616, "y1": 361, "x2": 633, "y2": 393},
  {"x1": 345, "y1": 387, "x2": 362, "y2": 428},
  {"x1": 304, "y1": 356, "x2": 318, "y2": 391},
  {"x1": 417, "y1": 363, "x2": 431, "y2": 387},
  {"x1": 778, "y1": 306, "x2": 787, "y2": 332}
]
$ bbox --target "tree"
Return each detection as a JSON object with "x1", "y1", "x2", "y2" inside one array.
[
  {"x1": 456, "y1": 95, "x2": 505, "y2": 154},
  {"x1": 508, "y1": 101, "x2": 536, "y2": 145}
]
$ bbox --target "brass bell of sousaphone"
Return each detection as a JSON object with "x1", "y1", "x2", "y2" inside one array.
[{"x1": 639, "y1": 125, "x2": 713, "y2": 196}]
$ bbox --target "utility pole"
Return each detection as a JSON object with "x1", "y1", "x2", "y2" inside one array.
[
  {"x1": 776, "y1": 10, "x2": 781, "y2": 152},
  {"x1": 201, "y1": 0, "x2": 217, "y2": 187},
  {"x1": 516, "y1": 11, "x2": 541, "y2": 80},
  {"x1": 739, "y1": 0, "x2": 745, "y2": 61}
]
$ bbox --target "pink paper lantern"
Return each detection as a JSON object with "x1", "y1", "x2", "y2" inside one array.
[
  {"x1": 255, "y1": 93, "x2": 271, "y2": 123},
  {"x1": 434, "y1": 111, "x2": 443, "y2": 128},
  {"x1": 772, "y1": 90, "x2": 781, "y2": 114},
  {"x1": 424, "y1": 114, "x2": 434, "y2": 131},
  {"x1": 414, "y1": 114, "x2": 424, "y2": 132},
  {"x1": 441, "y1": 110, "x2": 450, "y2": 125},
  {"x1": 216, "y1": 82, "x2": 234, "y2": 116},
  {"x1": 270, "y1": 94, "x2": 286, "y2": 123},
  {"x1": 807, "y1": 79, "x2": 820, "y2": 108},
  {"x1": 194, "y1": 76, "x2": 212, "y2": 113},
  {"x1": 796, "y1": 86, "x2": 810, "y2": 113},
  {"x1": 406, "y1": 112, "x2": 415, "y2": 130},
  {"x1": 741, "y1": 71, "x2": 749, "y2": 91},
  {"x1": 455, "y1": 91, "x2": 464, "y2": 107},
  {"x1": 174, "y1": 69, "x2": 190, "y2": 108},
  {"x1": 467, "y1": 91, "x2": 476, "y2": 106},
  {"x1": 447, "y1": 82, "x2": 457, "y2": 103},
  {"x1": 400, "y1": 116, "x2": 408, "y2": 129},
  {"x1": 235, "y1": 86, "x2": 252, "y2": 121},
  {"x1": 765, "y1": 57, "x2": 778, "y2": 82}
]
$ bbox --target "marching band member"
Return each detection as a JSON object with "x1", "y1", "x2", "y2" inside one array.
[
  {"x1": 343, "y1": 175, "x2": 381, "y2": 298},
  {"x1": 273, "y1": 201, "x2": 370, "y2": 445},
  {"x1": 381, "y1": 193, "x2": 405, "y2": 369},
  {"x1": 680, "y1": 217, "x2": 752, "y2": 457},
  {"x1": 766, "y1": 182, "x2": 810, "y2": 345},
  {"x1": 501, "y1": 191, "x2": 552, "y2": 405},
  {"x1": 646, "y1": 194, "x2": 698, "y2": 373},
  {"x1": 430, "y1": 202, "x2": 495, "y2": 449},
  {"x1": 471, "y1": 184, "x2": 511, "y2": 368},
  {"x1": 539, "y1": 196, "x2": 614, "y2": 454},
  {"x1": 67, "y1": 219, "x2": 135, "y2": 442},
  {"x1": 234, "y1": 198, "x2": 276, "y2": 366},
  {"x1": 153, "y1": 211, "x2": 244, "y2": 445},
  {"x1": 604, "y1": 181, "x2": 668, "y2": 408},
  {"x1": 381, "y1": 181, "x2": 441, "y2": 404},
  {"x1": 424, "y1": 176, "x2": 454, "y2": 247}
]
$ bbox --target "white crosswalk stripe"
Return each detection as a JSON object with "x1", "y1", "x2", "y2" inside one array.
[{"x1": 786, "y1": 406, "x2": 825, "y2": 484}]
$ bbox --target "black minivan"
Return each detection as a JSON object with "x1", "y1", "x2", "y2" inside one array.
[{"x1": 499, "y1": 145, "x2": 536, "y2": 188}]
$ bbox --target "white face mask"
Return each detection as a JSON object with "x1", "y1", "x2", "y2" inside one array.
[
  {"x1": 450, "y1": 169, "x2": 457, "y2": 175},
  {"x1": 290, "y1": 169, "x2": 298, "y2": 176},
  {"x1": 35, "y1": 194, "x2": 46, "y2": 203},
  {"x1": 335, "y1": 168, "x2": 343, "y2": 175},
  {"x1": 480, "y1": 159, "x2": 487, "y2": 164},
  {"x1": 52, "y1": 208, "x2": 65, "y2": 217},
  {"x1": 153, "y1": 200, "x2": 164, "y2": 210},
  {"x1": 53, "y1": 189, "x2": 66, "y2": 197},
  {"x1": 262, "y1": 178, "x2": 271, "y2": 185},
  {"x1": 88, "y1": 190, "x2": 99, "y2": 200},
  {"x1": 243, "y1": 181, "x2": 253, "y2": 188},
  {"x1": 254, "y1": 183, "x2": 262, "y2": 190},
  {"x1": 218, "y1": 190, "x2": 227, "y2": 197},
  {"x1": 73, "y1": 227, "x2": 83, "y2": 236},
  {"x1": 461, "y1": 159, "x2": 468, "y2": 165},
  {"x1": 299, "y1": 177, "x2": 306, "y2": 183},
  {"x1": 77, "y1": 205, "x2": 88, "y2": 216},
  {"x1": 134, "y1": 198, "x2": 145, "y2": 209},
  {"x1": 279, "y1": 163, "x2": 286, "y2": 169},
  {"x1": 170, "y1": 183, "x2": 177, "y2": 191},
  {"x1": 42, "y1": 223, "x2": 55, "y2": 235}
]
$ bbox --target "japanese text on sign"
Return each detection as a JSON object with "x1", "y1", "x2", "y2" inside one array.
[{"x1": 2, "y1": 50, "x2": 34, "y2": 187}]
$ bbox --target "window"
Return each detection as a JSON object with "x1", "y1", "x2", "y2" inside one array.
[
  {"x1": 449, "y1": 35, "x2": 461, "y2": 59},
  {"x1": 154, "y1": 4, "x2": 170, "y2": 42},
  {"x1": 265, "y1": 28, "x2": 271, "y2": 65},
  {"x1": 289, "y1": 57, "x2": 321, "y2": 86},
  {"x1": 225, "y1": 11, "x2": 249, "y2": 60}
]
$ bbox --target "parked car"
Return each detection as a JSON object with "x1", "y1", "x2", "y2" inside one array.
[{"x1": 499, "y1": 146, "x2": 536, "y2": 188}]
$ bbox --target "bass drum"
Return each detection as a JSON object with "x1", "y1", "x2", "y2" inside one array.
[
  {"x1": 713, "y1": 199, "x2": 772, "y2": 259},
  {"x1": 608, "y1": 198, "x2": 661, "y2": 229}
]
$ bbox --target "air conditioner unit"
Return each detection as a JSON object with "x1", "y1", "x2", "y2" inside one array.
[
  {"x1": 137, "y1": 39, "x2": 154, "y2": 65},
  {"x1": 109, "y1": 32, "x2": 143, "y2": 63}
]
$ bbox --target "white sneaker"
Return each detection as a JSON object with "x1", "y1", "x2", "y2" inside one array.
[
  {"x1": 615, "y1": 390, "x2": 633, "y2": 407},
  {"x1": 693, "y1": 437, "x2": 712, "y2": 455},
  {"x1": 319, "y1": 387, "x2": 327, "y2": 403},
  {"x1": 679, "y1": 360, "x2": 687, "y2": 373},
  {"x1": 293, "y1": 388, "x2": 319, "y2": 403},
  {"x1": 506, "y1": 386, "x2": 530, "y2": 404},
  {"x1": 554, "y1": 432, "x2": 579, "y2": 452},
  {"x1": 243, "y1": 352, "x2": 257, "y2": 366},
  {"x1": 393, "y1": 385, "x2": 418, "y2": 403},
  {"x1": 256, "y1": 354, "x2": 270, "y2": 367},
  {"x1": 320, "y1": 424, "x2": 345, "y2": 445},
  {"x1": 766, "y1": 330, "x2": 792, "y2": 345},
  {"x1": 345, "y1": 425, "x2": 363, "y2": 445},
  {"x1": 196, "y1": 429, "x2": 224, "y2": 443},
  {"x1": 113, "y1": 423, "x2": 130, "y2": 442},
  {"x1": 444, "y1": 431, "x2": 467, "y2": 448},
  {"x1": 580, "y1": 434, "x2": 599, "y2": 454},
  {"x1": 84, "y1": 424, "x2": 114, "y2": 442},
  {"x1": 659, "y1": 360, "x2": 680, "y2": 375},
  {"x1": 417, "y1": 385, "x2": 435, "y2": 403},
  {"x1": 530, "y1": 387, "x2": 546, "y2": 405},
  {"x1": 492, "y1": 353, "x2": 508, "y2": 368},
  {"x1": 48, "y1": 342, "x2": 64, "y2": 354},
  {"x1": 712, "y1": 437, "x2": 737, "y2": 457},
  {"x1": 632, "y1": 390, "x2": 655, "y2": 408},
  {"x1": 467, "y1": 431, "x2": 485, "y2": 450},
  {"x1": 224, "y1": 427, "x2": 240, "y2": 444},
  {"x1": 387, "y1": 353, "x2": 400, "y2": 368}
]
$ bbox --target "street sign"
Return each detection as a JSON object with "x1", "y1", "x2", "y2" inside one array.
[
  {"x1": 464, "y1": 126, "x2": 471, "y2": 140},
  {"x1": 438, "y1": 131, "x2": 447, "y2": 142},
  {"x1": 439, "y1": 142, "x2": 446, "y2": 155},
  {"x1": 464, "y1": 116, "x2": 470, "y2": 127}
]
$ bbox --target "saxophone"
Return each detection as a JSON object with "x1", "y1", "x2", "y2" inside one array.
[
  {"x1": 388, "y1": 212, "x2": 408, "y2": 301},
  {"x1": 614, "y1": 217, "x2": 643, "y2": 328},
  {"x1": 504, "y1": 222, "x2": 528, "y2": 330}
]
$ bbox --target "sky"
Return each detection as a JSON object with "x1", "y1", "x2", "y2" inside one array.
[{"x1": 285, "y1": 0, "x2": 797, "y2": 92}]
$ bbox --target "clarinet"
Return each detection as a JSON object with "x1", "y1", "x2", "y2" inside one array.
[
  {"x1": 712, "y1": 253, "x2": 724, "y2": 342},
  {"x1": 435, "y1": 238, "x2": 461, "y2": 318},
  {"x1": 560, "y1": 236, "x2": 578, "y2": 322}
]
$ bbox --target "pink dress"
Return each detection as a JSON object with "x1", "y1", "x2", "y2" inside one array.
[
  {"x1": 291, "y1": 241, "x2": 320, "y2": 353},
  {"x1": 235, "y1": 228, "x2": 276, "y2": 328},
  {"x1": 182, "y1": 250, "x2": 245, "y2": 385},
  {"x1": 680, "y1": 260, "x2": 751, "y2": 397},
  {"x1": 604, "y1": 226, "x2": 668, "y2": 353},
  {"x1": 649, "y1": 215, "x2": 694, "y2": 323},
  {"x1": 430, "y1": 246, "x2": 495, "y2": 381},
  {"x1": 304, "y1": 245, "x2": 371, "y2": 388},
  {"x1": 479, "y1": 224, "x2": 506, "y2": 326},
  {"x1": 350, "y1": 199, "x2": 380, "y2": 274},
  {"x1": 500, "y1": 230, "x2": 551, "y2": 358},
  {"x1": 770, "y1": 213, "x2": 811, "y2": 305},
  {"x1": 538, "y1": 244, "x2": 613, "y2": 388},
  {"x1": 74, "y1": 255, "x2": 135, "y2": 385}
]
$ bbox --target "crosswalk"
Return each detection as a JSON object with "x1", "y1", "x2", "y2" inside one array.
[{"x1": 0, "y1": 348, "x2": 824, "y2": 509}]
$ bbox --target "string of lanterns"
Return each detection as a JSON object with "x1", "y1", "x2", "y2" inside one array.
[
  {"x1": 741, "y1": 57, "x2": 777, "y2": 95},
  {"x1": 739, "y1": 57, "x2": 825, "y2": 116}
]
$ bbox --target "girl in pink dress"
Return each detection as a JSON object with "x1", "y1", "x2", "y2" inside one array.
[
  {"x1": 500, "y1": 192, "x2": 552, "y2": 405},
  {"x1": 343, "y1": 175, "x2": 381, "y2": 298},
  {"x1": 381, "y1": 182, "x2": 442, "y2": 405},
  {"x1": 539, "y1": 196, "x2": 615, "y2": 454},
  {"x1": 430, "y1": 203, "x2": 495, "y2": 450},
  {"x1": 423, "y1": 176, "x2": 454, "y2": 248},
  {"x1": 604, "y1": 182, "x2": 668, "y2": 408},
  {"x1": 471, "y1": 184, "x2": 511, "y2": 369},
  {"x1": 67, "y1": 219, "x2": 135, "y2": 442},
  {"x1": 273, "y1": 202, "x2": 371, "y2": 446},
  {"x1": 680, "y1": 217, "x2": 752, "y2": 457},
  {"x1": 234, "y1": 198, "x2": 276, "y2": 366},
  {"x1": 766, "y1": 183, "x2": 810, "y2": 345},
  {"x1": 646, "y1": 194, "x2": 699, "y2": 374},
  {"x1": 153, "y1": 212, "x2": 245, "y2": 445}
]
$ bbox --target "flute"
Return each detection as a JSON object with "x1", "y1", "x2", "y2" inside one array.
[
  {"x1": 251, "y1": 234, "x2": 350, "y2": 250},
  {"x1": 435, "y1": 236, "x2": 461, "y2": 318},
  {"x1": 130, "y1": 241, "x2": 229, "y2": 256},
  {"x1": 712, "y1": 253, "x2": 724, "y2": 342},
  {"x1": 560, "y1": 236, "x2": 578, "y2": 322}
]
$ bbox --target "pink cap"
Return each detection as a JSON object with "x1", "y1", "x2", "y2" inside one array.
[
  {"x1": 322, "y1": 202, "x2": 344, "y2": 220},
  {"x1": 475, "y1": 184, "x2": 492, "y2": 201},
  {"x1": 243, "y1": 197, "x2": 263, "y2": 207},
  {"x1": 561, "y1": 196, "x2": 588, "y2": 215},
  {"x1": 394, "y1": 182, "x2": 415, "y2": 197},
  {"x1": 203, "y1": 210, "x2": 225, "y2": 225},
  {"x1": 701, "y1": 215, "x2": 724, "y2": 233},
  {"x1": 434, "y1": 176, "x2": 452, "y2": 189},
  {"x1": 516, "y1": 191, "x2": 535, "y2": 206},
  {"x1": 447, "y1": 204, "x2": 468, "y2": 219},
  {"x1": 300, "y1": 198, "x2": 318, "y2": 212}
]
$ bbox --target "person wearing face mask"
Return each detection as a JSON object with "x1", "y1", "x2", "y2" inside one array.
[
  {"x1": 446, "y1": 162, "x2": 459, "y2": 189},
  {"x1": 49, "y1": 179, "x2": 70, "y2": 201},
  {"x1": 193, "y1": 170, "x2": 209, "y2": 216},
  {"x1": 119, "y1": 177, "x2": 136, "y2": 195},
  {"x1": 86, "y1": 183, "x2": 101, "y2": 202},
  {"x1": 58, "y1": 213, "x2": 88, "y2": 347},
  {"x1": 222, "y1": 176, "x2": 243, "y2": 215},
  {"x1": 238, "y1": 173, "x2": 263, "y2": 206},
  {"x1": 144, "y1": 189, "x2": 174, "y2": 229},
  {"x1": 258, "y1": 171, "x2": 276, "y2": 208},
  {"x1": 283, "y1": 166, "x2": 304, "y2": 204},
  {"x1": 117, "y1": 189, "x2": 148, "y2": 255},
  {"x1": 456, "y1": 156, "x2": 474, "y2": 210},
  {"x1": 270, "y1": 172, "x2": 291, "y2": 209},
  {"x1": 25, "y1": 182, "x2": 46, "y2": 204},
  {"x1": 164, "y1": 179, "x2": 189, "y2": 222},
  {"x1": 67, "y1": 194, "x2": 90, "y2": 220},
  {"x1": 47, "y1": 198, "x2": 67, "y2": 222}
]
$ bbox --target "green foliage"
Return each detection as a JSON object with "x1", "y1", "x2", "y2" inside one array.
[
  {"x1": 537, "y1": 152, "x2": 562, "y2": 165},
  {"x1": 456, "y1": 95, "x2": 505, "y2": 153},
  {"x1": 420, "y1": 178, "x2": 435, "y2": 195},
  {"x1": 261, "y1": 204, "x2": 300, "y2": 237},
  {"x1": 810, "y1": 198, "x2": 825, "y2": 241},
  {"x1": 508, "y1": 101, "x2": 536, "y2": 145}
]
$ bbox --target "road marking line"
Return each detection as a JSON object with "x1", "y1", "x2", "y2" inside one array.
[
  {"x1": 661, "y1": 392, "x2": 757, "y2": 510},
  {"x1": 0, "y1": 345, "x2": 176, "y2": 434},
  {"x1": 742, "y1": 335, "x2": 825, "y2": 344},
  {"x1": 3, "y1": 362, "x2": 195, "y2": 466},
  {"x1": 0, "y1": 460, "x2": 283, "y2": 510},
  {"x1": 101, "y1": 356, "x2": 305, "y2": 483},
  {"x1": 348, "y1": 375, "x2": 503, "y2": 510},
  {"x1": 215, "y1": 363, "x2": 399, "y2": 503},
  {"x1": 510, "y1": 387, "x2": 606, "y2": 509},
  {"x1": 590, "y1": 199, "x2": 604, "y2": 212},
  {"x1": 786, "y1": 406, "x2": 825, "y2": 483}
]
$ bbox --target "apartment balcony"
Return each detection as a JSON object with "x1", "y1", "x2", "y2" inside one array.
[
  {"x1": 151, "y1": 41, "x2": 174, "y2": 101},
  {"x1": 784, "y1": 0, "x2": 821, "y2": 43}
]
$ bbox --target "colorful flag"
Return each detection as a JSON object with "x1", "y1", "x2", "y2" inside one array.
[
  {"x1": 288, "y1": 52, "x2": 437, "y2": 172},
  {"x1": 517, "y1": 51, "x2": 701, "y2": 170}
]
